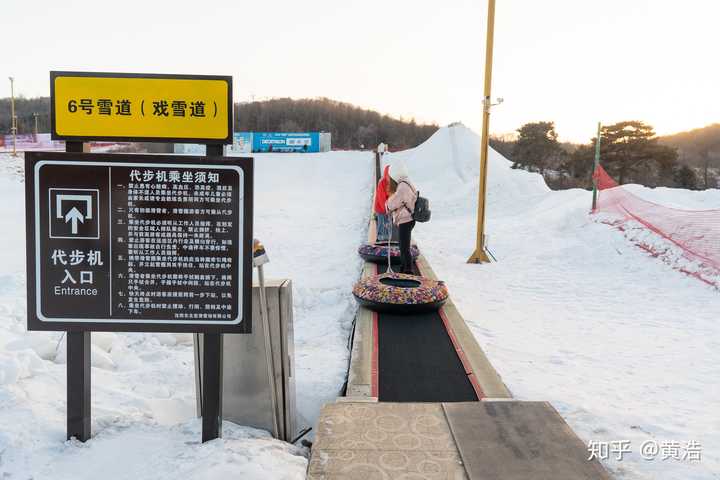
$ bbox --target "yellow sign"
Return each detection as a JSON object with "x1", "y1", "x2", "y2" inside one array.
[{"x1": 51, "y1": 72, "x2": 232, "y2": 143}]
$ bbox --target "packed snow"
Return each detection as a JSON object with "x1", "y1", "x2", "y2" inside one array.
[
  {"x1": 0, "y1": 150, "x2": 371, "y2": 479},
  {"x1": 387, "y1": 125, "x2": 720, "y2": 479},
  {"x1": 1, "y1": 126, "x2": 718, "y2": 479}
]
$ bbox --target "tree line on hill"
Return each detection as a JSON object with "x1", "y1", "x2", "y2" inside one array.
[
  {"x1": 235, "y1": 98, "x2": 437, "y2": 150},
  {"x1": 0, "y1": 96, "x2": 438, "y2": 151},
  {"x1": 491, "y1": 121, "x2": 720, "y2": 190},
  {"x1": 0, "y1": 97, "x2": 51, "y2": 136}
]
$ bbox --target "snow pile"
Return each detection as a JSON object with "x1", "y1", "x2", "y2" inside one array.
[
  {"x1": 384, "y1": 125, "x2": 720, "y2": 479},
  {"x1": 0, "y1": 150, "x2": 372, "y2": 479},
  {"x1": 386, "y1": 125, "x2": 549, "y2": 220}
]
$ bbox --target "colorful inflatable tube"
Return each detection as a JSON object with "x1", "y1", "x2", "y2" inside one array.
[
  {"x1": 357, "y1": 242, "x2": 420, "y2": 265},
  {"x1": 352, "y1": 272, "x2": 449, "y2": 314}
]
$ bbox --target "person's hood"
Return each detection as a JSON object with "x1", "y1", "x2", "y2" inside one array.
[{"x1": 389, "y1": 161, "x2": 409, "y2": 181}]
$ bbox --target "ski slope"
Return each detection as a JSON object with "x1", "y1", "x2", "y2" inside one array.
[{"x1": 387, "y1": 125, "x2": 720, "y2": 479}]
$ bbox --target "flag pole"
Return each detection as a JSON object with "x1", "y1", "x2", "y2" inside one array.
[
  {"x1": 468, "y1": 0, "x2": 496, "y2": 264},
  {"x1": 591, "y1": 122, "x2": 601, "y2": 212}
]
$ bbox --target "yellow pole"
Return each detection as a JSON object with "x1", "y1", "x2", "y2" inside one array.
[
  {"x1": 9, "y1": 77, "x2": 17, "y2": 157},
  {"x1": 468, "y1": 0, "x2": 496, "y2": 264}
]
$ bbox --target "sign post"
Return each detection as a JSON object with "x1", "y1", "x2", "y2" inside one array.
[{"x1": 27, "y1": 71, "x2": 246, "y2": 444}]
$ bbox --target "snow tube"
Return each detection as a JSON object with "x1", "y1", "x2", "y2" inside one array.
[
  {"x1": 357, "y1": 242, "x2": 420, "y2": 265},
  {"x1": 352, "y1": 272, "x2": 449, "y2": 314}
]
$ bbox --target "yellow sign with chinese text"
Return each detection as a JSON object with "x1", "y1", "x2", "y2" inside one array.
[{"x1": 51, "y1": 72, "x2": 232, "y2": 143}]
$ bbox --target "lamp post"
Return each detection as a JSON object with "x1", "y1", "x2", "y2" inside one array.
[
  {"x1": 468, "y1": 0, "x2": 498, "y2": 264},
  {"x1": 9, "y1": 77, "x2": 17, "y2": 157},
  {"x1": 33, "y1": 112, "x2": 39, "y2": 142}
]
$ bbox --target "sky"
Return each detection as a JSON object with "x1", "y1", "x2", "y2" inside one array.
[{"x1": 1, "y1": 0, "x2": 718, "y2": 142}]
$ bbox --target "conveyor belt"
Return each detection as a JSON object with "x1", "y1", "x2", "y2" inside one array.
[{"x1": 376, "y1": 263, "x2": 478, "y2": 402}]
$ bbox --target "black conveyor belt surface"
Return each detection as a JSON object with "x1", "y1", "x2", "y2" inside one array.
[
  {"x1": 378, "y1": 309, "x2": 477, "y2": 402},
  {"x1": 375, "y1": 262, "x2": 476, "y2": 402}
]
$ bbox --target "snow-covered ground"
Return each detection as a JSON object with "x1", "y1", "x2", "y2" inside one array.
[
  {"x1": 1, "y1": 128, "x2": 718, "y2": 479},
  {"x1": 0, "y1": 150, "x2": 371, "y2": 479},
  {"x1": 387, "y1": 126, "x2": 720, "y2": 479}
]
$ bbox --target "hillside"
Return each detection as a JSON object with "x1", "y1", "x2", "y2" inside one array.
[
  {"x1": 235, "y1": 97, "x2": 437, "y2": 150},
  {"x1": 659, "y1": 123, "x2": 720, "y2": 186}
]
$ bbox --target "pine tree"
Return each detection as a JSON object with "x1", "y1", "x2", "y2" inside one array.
[
  {"x1": 599, "y1": 121, "x2": 678, "y2": 186},
  {"x1": 673, "y1": 165, "x2": 698, "y2": 189},
  {"x1": 512, "y1": 121, "x2": 564, "y2": 173}
]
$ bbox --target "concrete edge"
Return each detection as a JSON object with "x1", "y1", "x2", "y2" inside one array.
[
  {"x1": 346, "y1": 305, "x2": 374, "y2": 398},
  {"x1": 416, "y1": 253, "x2": 512, "y2": 399},
  {"x1": 336, "y1": 396, "x2": 378, "y2": 403}
]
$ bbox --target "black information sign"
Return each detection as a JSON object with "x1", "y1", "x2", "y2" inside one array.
[{"x1": 25, "y1": 152, "x2": 253, "y2": 333}]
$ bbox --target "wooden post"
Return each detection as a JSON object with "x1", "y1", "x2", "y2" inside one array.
[{"x1": 468, "y1": 0, "x2": 496, "y2": 264}]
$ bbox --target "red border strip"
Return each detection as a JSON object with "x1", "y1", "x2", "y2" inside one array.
[
  {"x1": 439, "y1": 308, "x2": 485, "y2": 400},
  {"x1": 371, "y1": 311, "x2": 379, "y2": 398}
]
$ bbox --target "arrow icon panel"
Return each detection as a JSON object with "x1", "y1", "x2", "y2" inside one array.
[{"x1": 49, "y1": 189, "x2": 99, "y2": 239}]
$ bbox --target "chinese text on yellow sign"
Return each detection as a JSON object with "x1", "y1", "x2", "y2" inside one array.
[{"x1": 51, "y1": 72, "x2": 232, "y2": 143}]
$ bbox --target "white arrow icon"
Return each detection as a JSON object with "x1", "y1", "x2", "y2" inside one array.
[
  {"x1": 55, "y1": 194, "x2": 93, "y2": 235},
  {"x1": 64, "y1": 207, "x2": 85, "y2": 234}
]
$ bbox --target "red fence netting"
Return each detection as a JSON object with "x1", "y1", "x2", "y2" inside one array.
[{"x1": 592, "y1": 165, "x2": 720, "y2": 276}]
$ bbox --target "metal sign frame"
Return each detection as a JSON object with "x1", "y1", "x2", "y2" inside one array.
[
  {"x1": 50, "y1": 71, "x2": 233, "y2": 145},
  {"x1": 25, "y1": 151, "x2": 253, "y2": 334}
]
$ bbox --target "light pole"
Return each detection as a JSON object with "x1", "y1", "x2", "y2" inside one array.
[
  {"x1": 8, "y1": 77, "x2": 17, "y2": 156},
  {"x1": 33, "y1": 112, "x2": 39, "y2": 141},
  {"x1": 468, "y1": 0, "x2": 498, "y2": 264}
]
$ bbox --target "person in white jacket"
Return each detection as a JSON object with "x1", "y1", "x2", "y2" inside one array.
[{"x1": 385, "y1": 162, "x2": 417, "y2": 274}]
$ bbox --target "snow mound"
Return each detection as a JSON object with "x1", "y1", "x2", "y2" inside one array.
[{"x1": 384, "y1": 124, "x2": 550, "y2": 222}]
